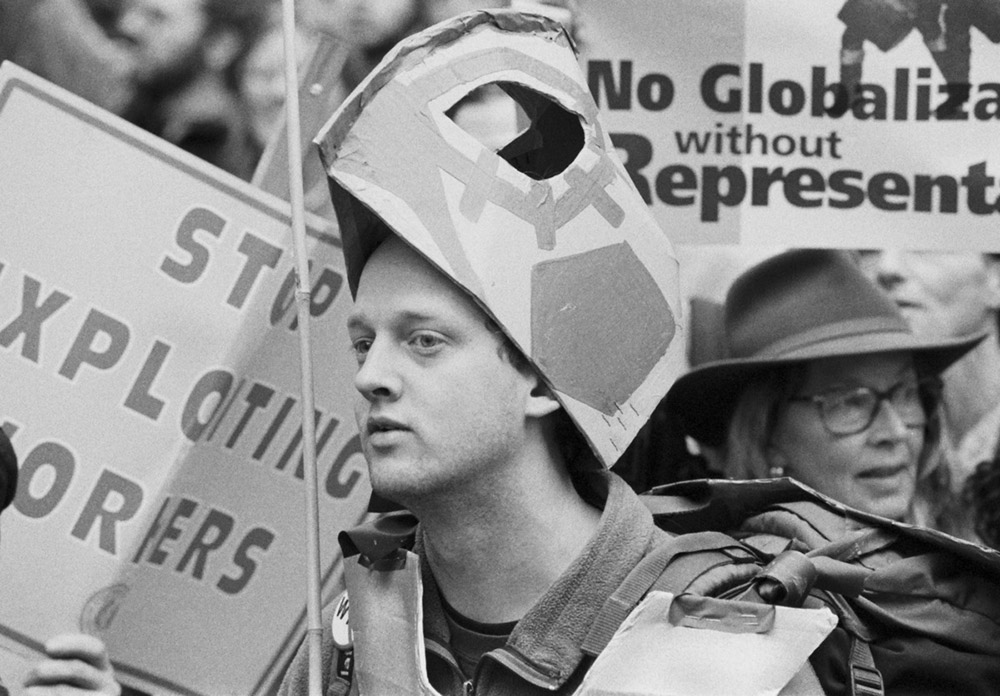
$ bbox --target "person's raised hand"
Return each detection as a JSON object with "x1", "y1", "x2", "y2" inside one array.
[{"x1": 23, "y1": 633, "x2": 121, "y2": 696}]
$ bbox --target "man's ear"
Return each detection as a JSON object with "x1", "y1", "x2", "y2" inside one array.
[{"x1": 525, "y1": 377, "x2": 561, "y2": 418}]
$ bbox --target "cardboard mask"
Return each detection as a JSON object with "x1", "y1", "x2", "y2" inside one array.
[{"x1": 315, "y1": 10, "x2": 684, "y2": 467}]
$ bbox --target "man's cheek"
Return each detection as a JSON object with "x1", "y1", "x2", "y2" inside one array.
[{"x1": 353, "y1": 393, "x2": 367, "y2": 419}]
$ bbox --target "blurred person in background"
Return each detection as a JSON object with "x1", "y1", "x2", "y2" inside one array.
[
  {"x1": 0, "y1": 430, "x2": 120, "y2": 696},
  {"x1": 664, "y1": 249, "x2": 985, "y2": 531},
  {"x1": 0, "y1": 0, "x2": 134, "y2": 114},
  {"x1": 245, "y1": 0, "x2": 525, "y2": 202},
  {"x1": 428, "y1": 0, "x2": 510, "y2": 24},
  {"x1": 858, "y1": 249, "x2": 1000, "y2": 544},
  {"x1": 306, "y1": 0, "x2": 434, "y2": 99},
  {"x1": 113, "y1": 0, "x2": 270, "y2": 180},
  {"x1": 239, "y1": 2, "x2": 319, "y2": 158},
  {"x1": 966, "y1": 443, "x2": 1000, "y2": 549},
  {"x1": 248, "y1": 0, "x2": 440, "y2": 220},
  {"x1": 248, "y1": 0, "x2": 511, "y2": 155}
]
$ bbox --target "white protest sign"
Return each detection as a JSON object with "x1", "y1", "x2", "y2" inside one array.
[
  {"x1": 577, "y1": 0, "x2": 1000, "y2": 249},
  {"x1": 0, "y1": 61, "x2": 369, "y2": 696}
]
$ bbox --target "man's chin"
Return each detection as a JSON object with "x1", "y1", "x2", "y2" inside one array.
[
  {"x1": 896, "y1": 308, "x2": 950, "y2": 340},
  {"x1": 367, "y1": 460, "x2": 421, "y2": 505}
]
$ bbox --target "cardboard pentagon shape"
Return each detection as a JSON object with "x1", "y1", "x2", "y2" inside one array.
[{"x1": 315, "y1": 10, "x2": 684, "y2": 466}]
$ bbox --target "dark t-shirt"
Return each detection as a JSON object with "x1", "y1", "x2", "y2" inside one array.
[{"x1": 441, "y1": 597, "x2": 517, "y2": 680}]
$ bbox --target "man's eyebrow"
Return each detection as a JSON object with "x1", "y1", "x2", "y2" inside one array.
[
  {"x1": 346, "y1": 309, "x2": 443, "y2": 332},
  {"x1": 397, "y1": 310, "x2": 441, "y2": 324},
  {"x1": 346, "y1": 313, "x2": 369, "y2": 332}
]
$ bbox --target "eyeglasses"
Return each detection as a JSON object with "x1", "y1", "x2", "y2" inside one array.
[{"x1": 787, "y1": 376, "x2": 941, "y2": 436}]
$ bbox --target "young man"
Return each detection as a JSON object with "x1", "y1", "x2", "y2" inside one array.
[{"x1": 279, "y1": 10, "x2": 833, "y2": 695}]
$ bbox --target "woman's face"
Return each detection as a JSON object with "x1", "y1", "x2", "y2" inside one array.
[{"x1": 769, "y1": 352, "x2": 926, "y2": 520}]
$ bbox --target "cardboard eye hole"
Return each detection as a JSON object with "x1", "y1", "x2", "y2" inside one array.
[{"x1": 447, "y1": 82, "x2": 585, "y2": 180}]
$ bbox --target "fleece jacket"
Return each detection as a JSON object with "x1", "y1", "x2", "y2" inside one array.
[{"x1": 277, "y1": 471, "x2": 668, "y2": 696}]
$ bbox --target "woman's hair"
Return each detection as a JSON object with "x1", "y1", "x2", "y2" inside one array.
[
  {"x1": 721, "y1": 365, "x2": 806, "y2": 481},
  {"x1": 910, "y1": 375, "x2": 950, "y2": 529},
  {"x1": 719, "y1": 359, "x2": 950, "y2": 524}
]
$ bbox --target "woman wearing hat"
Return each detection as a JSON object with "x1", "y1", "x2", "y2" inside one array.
[{"x1": 665, "y1": 249, "x2": 985, "y2": 529}]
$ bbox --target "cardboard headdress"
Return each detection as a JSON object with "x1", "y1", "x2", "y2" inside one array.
[{"x1": 315, "y1": 10, "x2": 684, "y2": 467}]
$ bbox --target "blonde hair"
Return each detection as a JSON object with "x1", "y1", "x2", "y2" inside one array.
[{"x1": 721, "y1": 366, "x2": 804, "y2": 480}]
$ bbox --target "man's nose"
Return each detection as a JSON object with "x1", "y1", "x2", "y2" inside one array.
[
  {"x1": 873, "y1": 250, "x2": 911, "y2": 290},
  {"x1": 353, "y1": 339, "x2": 401, "y2": 402}
]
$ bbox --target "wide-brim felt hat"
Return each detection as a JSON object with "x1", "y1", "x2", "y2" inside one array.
[{"x1": 665, "y1": 249, "x2": 986, "y2": 446}]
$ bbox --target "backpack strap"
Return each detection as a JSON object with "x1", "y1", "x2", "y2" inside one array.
[
  {"x1": 849, "y1": 634, "x2": 884, "y2": 696},
  {"x1": 580, "y1": 531, "x2": 760, "y2": 656},
  {"x1": 754, "y1": 543, "x2": 885, "y2": 696},
  {"x1": 807, "y1": 589, "x2": 883, "y2": 696}
]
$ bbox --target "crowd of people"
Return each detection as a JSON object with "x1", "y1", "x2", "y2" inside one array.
[
  {"x1": 619, "y1": 248, "x2": 1000, "y2": 550},
  {"x1": 2, "y1": 2, "x2": 1000, "y2": 695},
  {"x1": 0, "y1": 0, "x2": 508, "y2": 182}
]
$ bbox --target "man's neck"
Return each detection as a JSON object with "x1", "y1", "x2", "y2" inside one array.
[
  {"x1": 942, "y1": 332, "x2": 1000, "y2": 443},
  {"x1": 415, "y1": 451, "x2": 602, "y2": 625}
]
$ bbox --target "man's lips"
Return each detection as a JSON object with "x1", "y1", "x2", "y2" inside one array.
[
  {"x1": 890, "y1": 296, "x2": 922, "y2": 311},
  {"x1": 365, "y1": 416, "x2": 409, "y2": 436}
]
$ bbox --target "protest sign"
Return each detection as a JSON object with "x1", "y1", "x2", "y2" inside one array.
[
  {"x1": 3, "y1": 2, "x2": 998, "y2": 692},
  {"x1": 576, "y1": 0, "x2": 1000, "y2": 250},
  {"x1": 0, "y1": 61, "x2": 369, "y2": 696}
]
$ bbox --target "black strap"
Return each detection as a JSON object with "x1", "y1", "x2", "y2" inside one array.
[
  {"x1": 849, "y1": 634, "x2": 884, "y2": 696},
  {"x1": 581, "y1": 531, "x2": 753, "y2": 656}
]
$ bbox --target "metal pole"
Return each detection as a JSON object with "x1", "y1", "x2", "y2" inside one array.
[{"x1": 279, "y1": 1, "x2": 324, "y2": 694}]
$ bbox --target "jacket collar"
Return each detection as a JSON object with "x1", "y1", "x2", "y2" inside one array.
[
  {"x1": 339, "y1": 472, "x2": 660, "y2": 687},
  {"x1": 419, "y1": 471, "x2": 659, "y2": 686}
]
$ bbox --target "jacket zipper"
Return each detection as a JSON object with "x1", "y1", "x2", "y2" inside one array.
[
  {"x1": 432, "y1": 640, "x2": 561, "y2": 694},
  {"x1": 476, "y1": 646, "x2": 562, "y2": 691},
  {"x1": 426, "y1": 638, "x2": 471, "y2": 695}
]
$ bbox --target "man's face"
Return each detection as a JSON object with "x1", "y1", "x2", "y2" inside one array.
[
  {"x1": 857, "y1": 250, "x2": 1000, "y2": 339},
  {"x1": 116, "y1": 0, "x2": 208, "y2": 86},
  {"x1": 347, "y1": 237, "x2": 536, "y2": 505}
]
